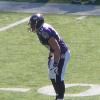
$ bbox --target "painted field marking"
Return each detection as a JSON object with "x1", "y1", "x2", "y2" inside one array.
[
  {"x1": 37, "y1": 83, "x2": 100, "y2": 97},
  {"x1": 0, "y1": 16, "x2": 30, "y2": 32},
  {"x1": 0, "y1": 88, "x2": 30, "y2": 93},
  {"x1": 76, "y1": 16, "x2": 87, "y2": 20}
]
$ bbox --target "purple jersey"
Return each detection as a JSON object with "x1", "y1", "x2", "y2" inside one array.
[{"x1": 36, "y1": 23, "x2": 68, "y2": 54}]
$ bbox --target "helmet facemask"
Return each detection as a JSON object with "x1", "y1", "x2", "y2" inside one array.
[{"x1": 29, "y1": 19, "x2": 37, "y2": 32}]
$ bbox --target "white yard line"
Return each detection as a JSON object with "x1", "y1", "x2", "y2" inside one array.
[
  {"x1": 38, "y1": 83, "x2": 100, "y2": 97},
  {"x1": 0, "y1": 16, "x2": 30, "y2": 32},
  {"x1": 76, "y1": 16, "x2": 87, "y2": 20},
  {"x1": 0, "y1": 87, "x2": 30, "y2": 92}
]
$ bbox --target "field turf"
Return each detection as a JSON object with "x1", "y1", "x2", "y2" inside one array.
[{"x1": 0, "y1": 12, "x2": 100, "y2": 100}]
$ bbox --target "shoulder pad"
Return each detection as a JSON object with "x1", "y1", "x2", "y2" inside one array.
[{"x1": 42, "y1": 31, "x2": 49, "y2": 39}]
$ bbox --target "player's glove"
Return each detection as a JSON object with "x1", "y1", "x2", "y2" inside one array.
[{"x1": 50, "y1": 62, "x2": 59, "y2": 75}]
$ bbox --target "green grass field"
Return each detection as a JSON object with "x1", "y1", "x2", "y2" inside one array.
[{"x1": 0, "y1": 12, "x2": 100, "y2": 100}]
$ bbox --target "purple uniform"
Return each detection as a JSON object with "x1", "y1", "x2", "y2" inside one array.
[
  {"x1": 36, "y1": 23, "x2": 71, "y2": 100},
  {"x1": 36, "y1": 23, "x2": 68, "y2": 54},
  {"x1": 29, "y1": 14, "x2": 71, "y2": 100}
]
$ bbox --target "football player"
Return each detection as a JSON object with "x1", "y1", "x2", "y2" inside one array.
[{"x1": 28, "y1": 14, "x2": 71, "y2": 100}]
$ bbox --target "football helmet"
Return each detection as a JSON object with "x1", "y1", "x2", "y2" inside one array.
[{"x1": 29, "y1": 13, "x2": 44, "y2": 31}]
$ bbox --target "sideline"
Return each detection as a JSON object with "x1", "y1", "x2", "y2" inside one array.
[
  {"x1": 0, "y1": 16, "x2": 30, "y2": 32},
  {"x1": 0, "y1": 1, "x2": 100, "y2": 15}
]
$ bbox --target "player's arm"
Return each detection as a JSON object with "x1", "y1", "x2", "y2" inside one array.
[{"x1": 48, "y1": 37, "x2": 61, "y2": 66}]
